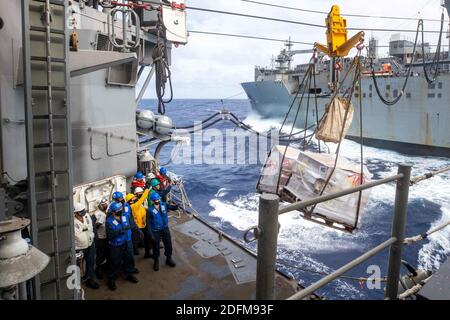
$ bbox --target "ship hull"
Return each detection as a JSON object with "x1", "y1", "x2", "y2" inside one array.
[{"x1": 242, "y1": 75, "x2": 450, "y2": 157}]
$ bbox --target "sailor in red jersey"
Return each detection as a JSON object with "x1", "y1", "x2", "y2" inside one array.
[
  {"x1": 155, "y1": 167, "x2": 172, "y2": 189},
  {"x1": 131, "y1": 171, "x2": 146, "y2": 193}
]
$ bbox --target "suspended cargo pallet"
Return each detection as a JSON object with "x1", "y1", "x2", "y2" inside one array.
[{"x1": 257, "y1": 146, "x2": 372, "y2": 232}]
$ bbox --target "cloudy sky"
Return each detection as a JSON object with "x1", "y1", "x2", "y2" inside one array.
[{"x1": 141, "y1": 0, "x2": 447, "y2": 99}]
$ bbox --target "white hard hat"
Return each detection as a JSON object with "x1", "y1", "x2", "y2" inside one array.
[
  {"x1": 134, "y1": 187, "x2": 144, "y2": 194},
  {"x1": 74, "y1": 202, "x2": 86, "y2": 213},
  {"x1": 147, "y1": 172, "x2": 155, "y2": 180},
  {"x1": 97, "y1": 197, "x2": 108, "y2": 206}
]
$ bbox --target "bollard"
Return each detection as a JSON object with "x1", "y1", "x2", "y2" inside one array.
[
  {"x1": 256, "y1": 193, "x2": 280, "y2": 300},
  {"x1": 385, "y1": 164, "x2": 411, "y2": 300}
]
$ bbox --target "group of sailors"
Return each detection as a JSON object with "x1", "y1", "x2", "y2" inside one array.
[{"x1": 73, "y1": 167, "x2": 178, "y2": 291}]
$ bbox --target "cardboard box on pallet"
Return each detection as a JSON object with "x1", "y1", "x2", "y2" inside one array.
[{"x1": 258, "y1": 145, "x2": 372, "y2": 228}]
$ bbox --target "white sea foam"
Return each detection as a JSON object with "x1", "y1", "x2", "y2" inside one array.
[
  {"x1": 209, "y1": 193, "x2": 368, "y2": 253},
  {"x1": 418, "y1": 206, "x2": 450, "y2": 271},
  {"x1": 211, "y1": 111, "x2": 450, "y2": 286},
  {"x1": 209, "y1": 193, "x2": 365, "y2": 298},
  {"x1": 214, "y1": 187, "x2": 229, "y2": 198}
]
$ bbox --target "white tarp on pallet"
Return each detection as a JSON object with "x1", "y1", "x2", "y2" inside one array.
[{"x1": 258, "y1": 146, "x2": 372, "y2": 228}]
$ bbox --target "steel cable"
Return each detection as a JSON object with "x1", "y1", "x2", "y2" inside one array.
[
  {"x1": 241, "y1": 0, "x2": 447, "y2": 23},
  {"x1": 141, "y1": 0, "x2": 443, "y2": 33},
  {"x1": 422, "y1": 11, "x2": 445, "y2": 84}
]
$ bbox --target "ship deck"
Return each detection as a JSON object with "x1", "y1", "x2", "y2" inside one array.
[{"x1": 83, "y1": 211, "x2": 309, "y2": 300}]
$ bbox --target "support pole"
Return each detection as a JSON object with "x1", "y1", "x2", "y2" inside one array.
[
  {"x1": 256, "y1": 193, "x2": 279, "y2": 300},
  {"x1": 385, "y1": 164, "x2": 411, "y2": 300},
  {"x1": 135, "y1": 65, "x2": 155, "y2": 107}
]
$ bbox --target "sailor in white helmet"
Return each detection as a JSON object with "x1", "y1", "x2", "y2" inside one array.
[
  {"x1": 94, "y1": 197, "x2": 109, "y2": 279},
  {"x1": 74, "y1": 202, "x2": 99, "y2": 290}
]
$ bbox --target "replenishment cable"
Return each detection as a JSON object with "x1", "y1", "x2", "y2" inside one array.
[
  {"x1": 241, "y1": 0, "x2": 448, "y2": 23},
  {"x1": 188, "y1": 30, "x2": 314, "y2": 45},
  {"x1": 398, "y1": 277, "x2": 432, "y2": 299},
  {"x1": 403, "y1": 220, "x2": 450, "y2": 245},
  {"x1": 410, "y1": 165, "x2": 450, "y2": 185},
  {"x1": 280, "y1": 261, "x2": 387, "y2": 283},
  {"x1": 141, "y1": 0, "x2": 443, "y2": 33},
  {"x1": 369, "y1": 19, "x2": 422, "y2": 106},
  {"x1": 422, "y1": 11, "x2": 445, "y2": 84},
  {"x1": 189, "y1": 29, "x2": 447, "y2": 48},
  {"x1": 172, "y1": 112, "x2": 221, "y2": 129}
]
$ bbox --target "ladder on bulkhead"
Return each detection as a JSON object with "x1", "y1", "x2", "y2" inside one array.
[{"x1": 22, "y1": 0, "x2": 75, "y2": 299}]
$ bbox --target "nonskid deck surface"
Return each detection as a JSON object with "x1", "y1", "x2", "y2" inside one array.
[{"x1": 84, "y1": 212, "x2": 300, "y2": 300}]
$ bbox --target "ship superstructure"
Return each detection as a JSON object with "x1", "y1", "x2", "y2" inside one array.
[
  {"x1": 242, "y1": 1, "x2": 450, "y2": 156},
  {"x1": 1, "y1": 0, "x2": 450, "y2": 302},
  {"x1": 0, "y1": 0, "x2": 304, "y2": 301}
]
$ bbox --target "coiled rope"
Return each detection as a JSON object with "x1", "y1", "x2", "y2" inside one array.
[{"x1": 153, "y1": 14, "x2": 173, "y2": 115}]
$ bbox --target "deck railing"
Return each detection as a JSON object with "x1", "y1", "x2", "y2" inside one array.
[{"x1": 255, "y1": 164, "x2": 412, "y2": 300}]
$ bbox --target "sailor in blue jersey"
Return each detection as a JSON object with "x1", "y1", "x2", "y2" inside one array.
[
  {"x1": 146, "y1": 192, "x2": 178, "y2": 271},
  {"x1": 112, "y1": 191, "x2": 142, "y2": 258},
  {"x1": 123, "y1": 199, "x2": 142, "y2": 272},
  {"x1": 105, "y1": 202, "x2": 139, "y2": 291}
]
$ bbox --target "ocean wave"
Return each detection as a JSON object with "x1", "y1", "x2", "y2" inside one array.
[
  {"x1": 418, "y1": 206, "x2": 450, "y2": 271},
  {"x1": 215, "y1": 187, "x2": 229, "y2": 198},
  {"x1": 209, "y1": 193, "x2": 368, "y2": 253},
  {"x1": 240, "y1": 110, "x2": 450, "y2": 272}
]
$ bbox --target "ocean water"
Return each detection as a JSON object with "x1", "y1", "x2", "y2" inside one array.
[{"x1": 140, "y1": 98, "x2": 450, "y2": 300}]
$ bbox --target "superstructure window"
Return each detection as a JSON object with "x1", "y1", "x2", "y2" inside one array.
[
  {"x1": 393, "y1": 89, "x2": 398, "y2": 98},
  {"x1": 369, "y1": 84, "x2": 373, "y2": 91},
  {"x1": 428, "y1": 93, "x2": 435, "y2": 98},
  {"x1": 406, "y1": 92, "x2": 411, "y2": 98},
  {"x1": 438, "y1": 93, "x2": 442, "y2": 98},
  {"x1": 386, "y1": 85, "x2": 391, "y2": 90},
  {"x1": 438, "y1": 82, "x2": 443, "y2": 89},
  {"x1": 428, "y1": 83, "x2": 436, "y2": 90}
]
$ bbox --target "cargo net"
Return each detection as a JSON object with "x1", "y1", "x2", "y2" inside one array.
[
  {"x1": 257, "y1": 146, "x2": 371, "y2": 232},
  {"x1": 257, "y1": 48, "x2": 369, "y2": 233}
]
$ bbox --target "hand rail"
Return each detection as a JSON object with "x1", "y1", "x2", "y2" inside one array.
[
  {"x1": 107, "y1": 6, "x2": 141, "y2": 52},
  {"x1": 287, "y1": 237, "x2": 397, "y2": 300},
  {"x1": 278, "y1": 173, "x2": 403, "y2": 215},
  {"x1": 255, "y1": 164, "x2": 412, "y2": 300}
]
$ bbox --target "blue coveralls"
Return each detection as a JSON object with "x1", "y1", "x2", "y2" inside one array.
[
  {"x1": 106, "y1": 212, "x2": 135, "y2": 280},
  {"x1": 146, "y1": 202, "x2": 175, "y2": 260},
  {"x1": 156, "y1": 185, "x2": 171, "y2": 203},
  {"x1": 123, "y1": 202, "x2": 138, "y2": 264}
]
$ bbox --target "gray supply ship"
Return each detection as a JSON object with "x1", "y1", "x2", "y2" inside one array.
[
  {"x1": 0, "y1": 0, "x2": 450, "y2": 302},
  {"x1": 242, "y1": 1, "x2": 450, "y2": 157}
]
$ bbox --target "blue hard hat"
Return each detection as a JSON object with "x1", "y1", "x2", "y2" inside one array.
[
  {"x1": 135, "y1": 171, "x2": 145, "y2": 180},
  {"x1": 159, "y1": 167, "x2": 167, "y2": 175},
  {"x1": 150, "y1": 192, "x2": 161, "y2": 201},
  {"x1": 112, "y1": 191, "x2": 124, "y2": 200},
  {"x1": 109, "y1": 201, "x2": 123, "y2": 212}
]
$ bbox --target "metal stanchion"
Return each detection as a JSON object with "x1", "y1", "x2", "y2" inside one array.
[
  {"x1": 256, "y1": 193, "x2": 280, "y2": 300},
  {"x1": 385, "y1": 164, "x2": 411, "y2": 300}
]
